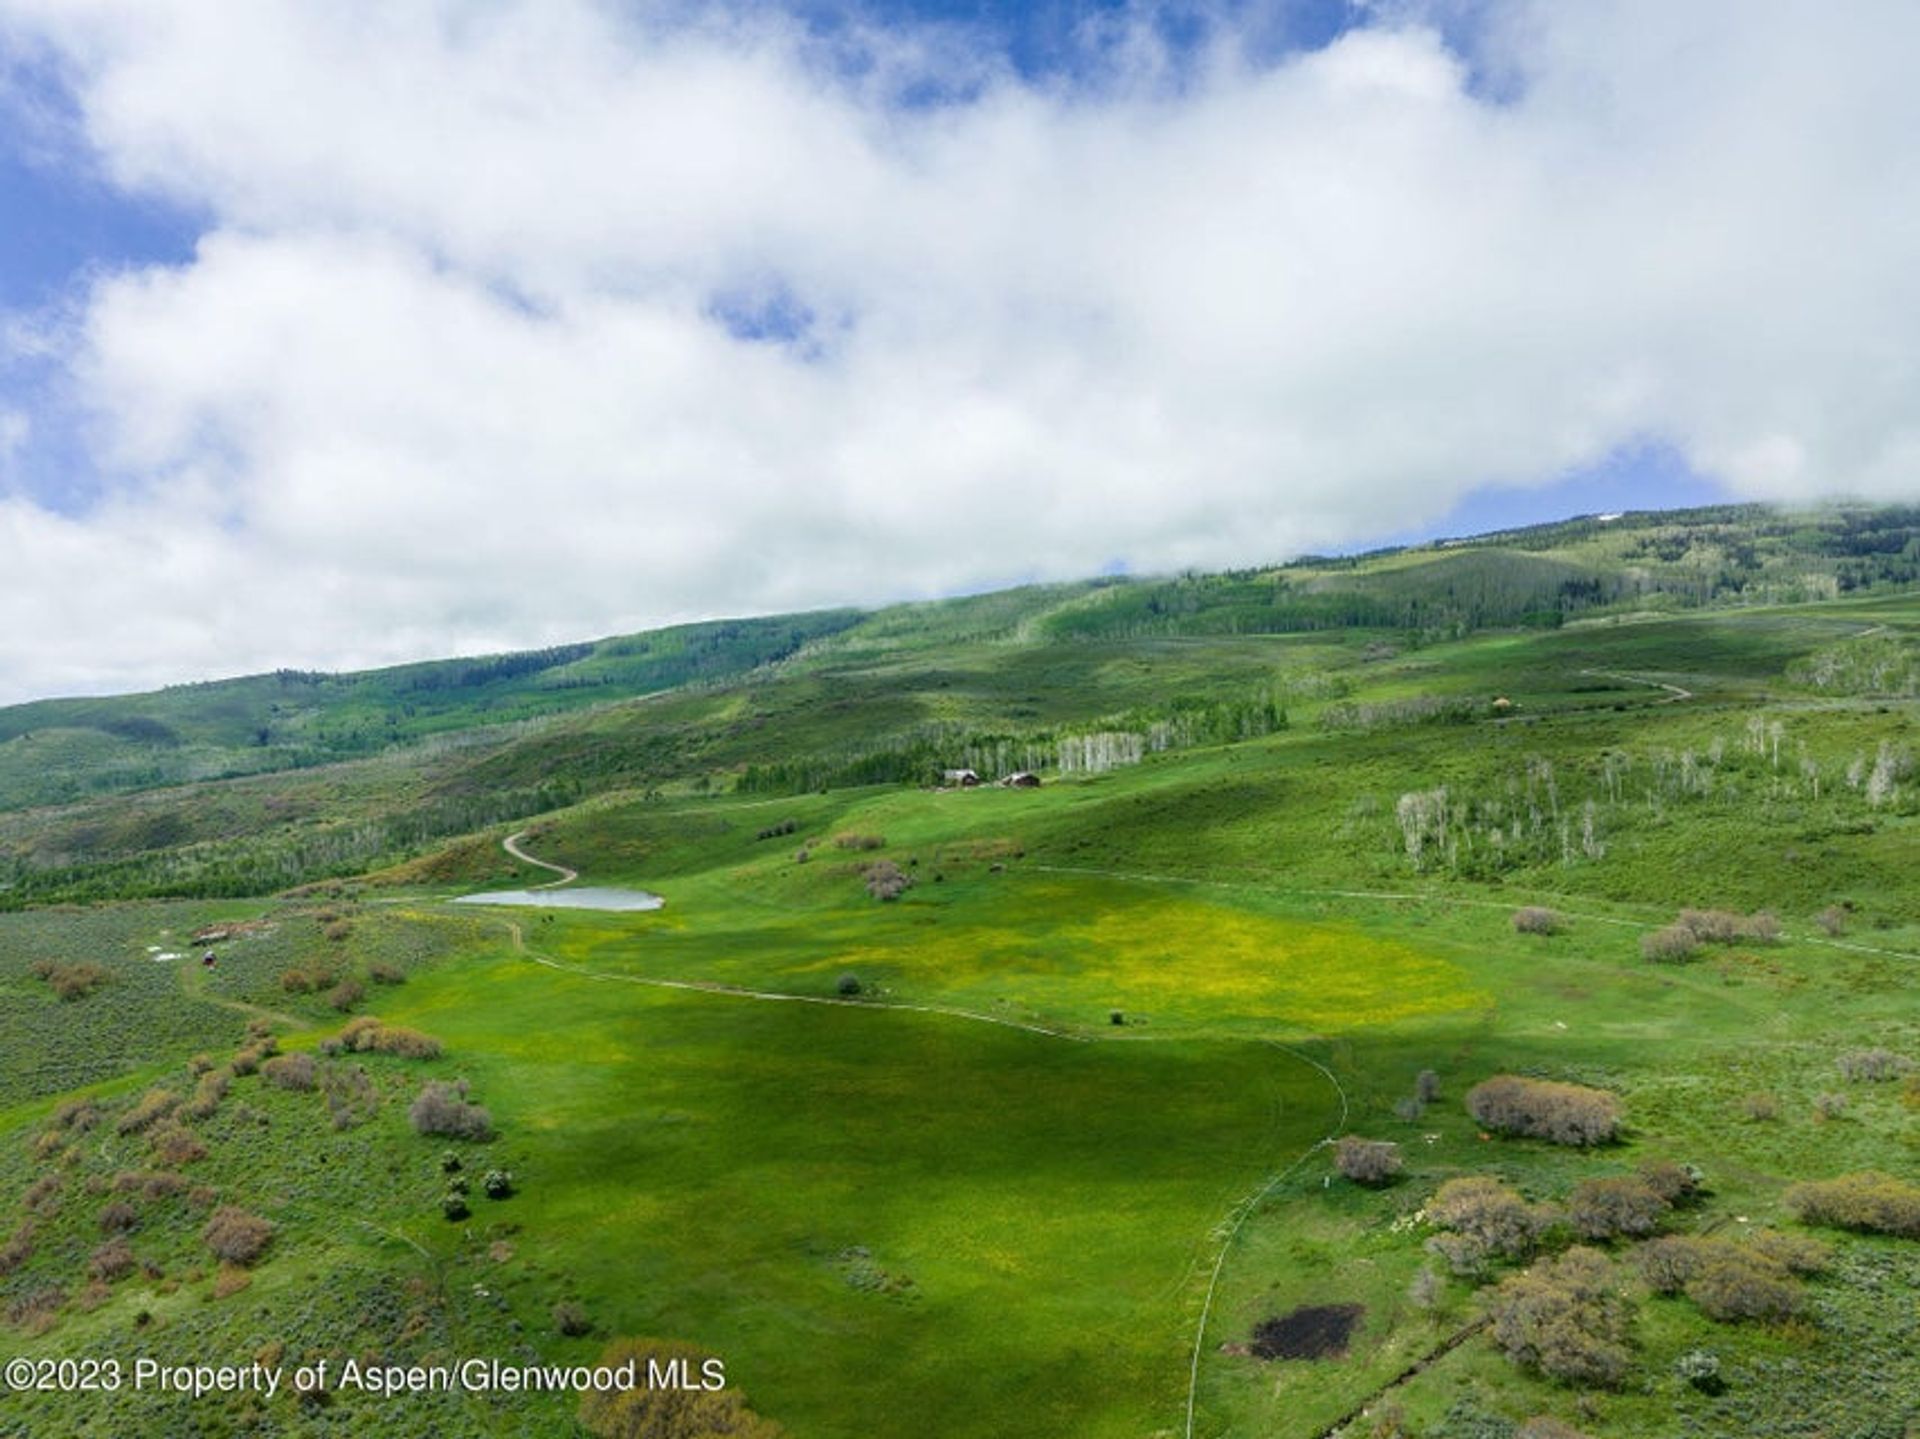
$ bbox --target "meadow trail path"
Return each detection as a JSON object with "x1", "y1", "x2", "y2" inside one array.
[
  {"x1": 1577, "y1": 667, "x2": 1694, "y2": 702},
  {"x1": 473, "y1": 828, "x2": 1353, "y2": 1438},
  {"x1": 178, "y1": 963, "x2": 304, "y2": 1030},
  {"x1": 502, "y1": 830, "x2": 577, "y2": 888},
  {"x1": 484, "y1": 910, "x2": 1089, "y2": 1041},
  {"x1": 1183, "y1": 1042, "x2": 1348, "y2": 1439}
]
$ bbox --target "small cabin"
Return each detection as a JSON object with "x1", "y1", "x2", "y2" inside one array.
[
  {"x1": 1001, "y1": 771, "x2": 1041, "y2": 788},
  {"x1": 942, "y1": 768, "x2": 981, "y2": 787}
]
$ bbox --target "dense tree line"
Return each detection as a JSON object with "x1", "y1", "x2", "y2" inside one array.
[
  {"x1": 398, "y1": 643, "x2": 594, "y2": 693},
  {"x1": 0, "y1": 778, "x2": 582, "y2": 907}
]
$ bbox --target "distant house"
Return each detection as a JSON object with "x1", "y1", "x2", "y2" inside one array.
[
  {"x1": 942, "y1": 768, "x2": 981, "y2": 787},
  {"x1": 1001, "y1": 771, "x2": 1041, "y2": 788}
]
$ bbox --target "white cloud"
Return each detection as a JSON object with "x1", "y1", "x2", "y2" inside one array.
[{"x1": 1, "y1": 0, "x2": 1918, "y2": 700}]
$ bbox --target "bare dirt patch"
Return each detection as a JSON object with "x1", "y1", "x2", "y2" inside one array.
[{"x1": 1247, "y1": 1303, "x2": 1365, "y2": 1360}]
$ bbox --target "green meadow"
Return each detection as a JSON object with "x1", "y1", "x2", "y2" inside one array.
[{"x1": 2, "y1": 506, "x2": 1918, "y2": 1436}]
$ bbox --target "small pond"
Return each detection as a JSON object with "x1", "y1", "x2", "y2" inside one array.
[{"x1": 452, "y1": 887, "x2": 664, "y2": 912}]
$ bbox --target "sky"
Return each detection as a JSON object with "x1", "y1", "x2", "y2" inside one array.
[{"x1": 0, "y1": 1, "x2": 1914, "y2": 704}]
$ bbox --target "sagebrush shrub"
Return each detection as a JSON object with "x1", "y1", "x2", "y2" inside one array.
[
  {"x1": 1635, "y1": 1160, "x2": 1703, "y2": 1205},
  {"x1": 1836, "y1": 1048, "x2": 1912, "y2": 1082},
  {"x1": 409, "y1": 1080, "x2": 493, "y2": 1141},
  {"x1": 116, "y1": 1088, "x2": 180, "y2": 1136},
  {"x1": 97, "y1": 1202, "x2": 138, "y2": 1236},
  {"x1": 1489, "y1": 1247, "x2": 1630, "y2": 1388},
  {"x1": 1512, "y1": 906, "x2": 1563, "y2": 935},
  {"x1": 335, "y1": 1017, "x2": 441, "y2": 1059},
  {"x1": 1428, "y1": 1176, "x2": 1552, "y2": 1258},
  {"x1": 202, "y1": 1206, "x2": 274, "y2": 1266},
  {"x1": 88, "y1": 1238, "x2": 136, "y2": 1282},
  {"x1": 1640, "y1": 925, "x2": 1699, "y2": 962},
  {"x1": 1466, "y1": 1075, "x2": 1621, "y2": 1146},
  {"x1": 1784, "y1": 1171, "x2": 1920, "y2": 1237},
  {"x1": 1634, "y1": 1235, "x2": 1704, "y2": 1294},
  {"x1": 1676, "y1": 909, "x2": 1780, "y2": 944},
  {"x1": 261, "y1": 1053, "x2": 317, "y2": 1091},
  {"x1": 864, "y1": 861, "x2": 912, "y2": 901},
  {"x1": 180, "y1": 1067, "x2": 232, "y2": 1121},
  {"x1": 149, "y1": 1125, "x2": 208, "y2": 1167},
  {"x1": 1566, "y1": 1175, "x2": 1667, "y2": 1240},
  {"x1": 1745, "y1": 1229, "x2": 1830, "y2": 1275},
  {"x1": 34, "y1": 961, "x2": 111, "y2": 1001},
  {"x1": 1334, "y1": 1136, "x2": 1403, "y2": 1186},
  {"x1": 112, "y1": 1171, "x2": 188, "y2": 1200},
  {"x1": 1685, "y1": 1245, "x2": 1802, "y2": 1322}
]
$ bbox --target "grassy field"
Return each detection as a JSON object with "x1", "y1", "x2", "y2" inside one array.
[{"x1": 2, "y1": 516, "x2": 1918, "y2": 1437}]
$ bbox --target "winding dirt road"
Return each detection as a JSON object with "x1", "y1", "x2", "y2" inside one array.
[
  {"x1": 1578, "y1": 666, "x2": 1694, "y2": 702},
  {"x1": 502, "y1": 829, "x2": 577, "y2": 888}
]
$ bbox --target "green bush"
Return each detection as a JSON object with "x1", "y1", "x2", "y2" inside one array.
[
  {"x1": 202, "y1": 1206, "x2": 274, "y2": 1266},
  {"x1": 1428, "y1": 1176, "x2": 1552, "y2": 1259},
  {"x1": 97, "y1": 1201, "x2": 138, "y2": 1235},
  {"x1": 1675, "y1": 1349, "x2": 1723, "y2": 1394},
  {"x1": 334, "y1": 1017, "x2": 442, "y2": 1059},
  {"x1": 1640, "y1": 925, "x2": 1700, "y2": 962},
  {"x1": 410, "y1": 1079, "x2": 493, "y2": 1141},
  {"x1": 1686, "y1": 1246, "x2": 1802, "y2": 1322},
  {"x1": 1784, "y1": 1171, "x2": 1920, "y2": 1237},
  {"x1": 1334, "y1": 1136, "x2": 1403, "y2": 1186},
  {"x1": 88, "y1": 1237, "x2": 136, "y2": 1282},
  {"x1": 1489, "y1": 1247, "x2": 1631, "y2": 1388},
  {"x1": 33, "y1": 960, "x2": 112, "y2": 1001},
  {"x1": 1835, "y1": 1048, "x2": 1912, "y2": 1082},
  {"x1": 579, "y1": 1338, "x2": 782, "y2": 1438},
  {"x1": 1567, "y1": 1175, "x2": 1668, "y2": 1241},
  {"x1": 116, "y1": 1087, "x2": 180, "y2": 1136},
  {"x1": 1635, "y1": 1160, "x2": 1703, "y2": 1205},
  {"x1": 1634, "y1": 1235, "x2": 1705, "y2": 1294},
  {"x1": 1466, "y1": 1075, "x2": 1621, "y2": 1146},
  {"x1": 261, "y1": 1053, "x2": 317, "y2": 1091},
  {"x1": 1676, "y1": 909, "x2": 1781, "y2": 944},
  {"x1": 1512, "y1": 907, "x2": 1564, "y2": 935}
]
